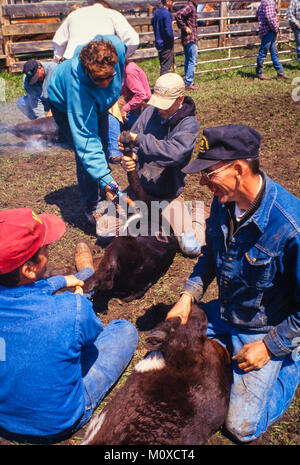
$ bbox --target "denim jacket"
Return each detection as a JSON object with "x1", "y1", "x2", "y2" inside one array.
[
  {"x1": 0, "y1": 275, "x2": 102, "y2": 438},
  {"x1": 182, "y1": 173, "x2": 300, "y2": 359}
]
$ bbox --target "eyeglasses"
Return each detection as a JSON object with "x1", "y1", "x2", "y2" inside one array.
[
  {"x1": 91, "y1": 71, "x2": 116, "y2": 83},
  {"x1": 201, "y1": 161, "x2": 235, "y2": 181}
]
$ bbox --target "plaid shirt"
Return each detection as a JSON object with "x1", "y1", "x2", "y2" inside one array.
[
  {"x1": 175, "y1": 1, "x2": 198, "y2": 46},
  {"x1": 256, "y1": 0, "x2": 279, "y2": 38},
  {"x1": 287, "y1": 0, "x2": 300, "y2": 28}
]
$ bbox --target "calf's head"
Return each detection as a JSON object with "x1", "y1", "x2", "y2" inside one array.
[
  {"x1": 83, "y1": 251, "x2": 119, "y2": 293},
  {"x1": 145, "y1": 305, "x2": 208, "y2": 369}
]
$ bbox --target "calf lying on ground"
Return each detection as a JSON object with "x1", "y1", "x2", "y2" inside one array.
[
  {"x1": 0, "y1": 116, "x2": 59, "y2": 143},
  {"x1": 82, "y1": 304, "x2": 232, "y2": 445},
  {"x1": 84, "y1": 234, "x2": 177, "y2": 302},
  {"x1": 83, "y1": 131, "x2": 178, "y2": 302}
]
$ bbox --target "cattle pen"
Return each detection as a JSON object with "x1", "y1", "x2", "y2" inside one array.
[{"x1": 0, "y1": 0, "x2": 297, "y2": 75}]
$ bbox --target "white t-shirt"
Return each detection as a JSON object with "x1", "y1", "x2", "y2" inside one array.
[{"x1": 52, "y1": 4, "x2": 139, "y2": 60}]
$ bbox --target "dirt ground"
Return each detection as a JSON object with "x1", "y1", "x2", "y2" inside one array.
[{"x1": 0, "y1": 81, "x2": 299, "y2": 447}]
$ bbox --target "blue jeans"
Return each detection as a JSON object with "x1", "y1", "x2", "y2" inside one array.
[
  {"x1": 121, "y1": 110, "x2": 141, "y2": 131},
  {"x1": 99, "y1": 112, "x2": 122, "y2": 159},
  {"x1": 256, "y1": 31, "x2": 285, "y2": 76},
  {"x1": 184, "y1": 42, "x2": 198, "y2": 86},
  {"x1": 16, "y1": 95, "x2": 45, "y2": 120},
  {"x1": 74, "y1": 267, "x2": 139, "y2": 430},
  {"x1": 201, "y1": 300, "x2": 300, "y2": 442},
  {"x1": 292, "y1": 27, "x2": 300, "y2": 62}
]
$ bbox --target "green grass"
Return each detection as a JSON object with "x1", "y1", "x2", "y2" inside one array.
[
  {"x1": 0, "y1": 70, "x2": 24, "y2": 102},
  {"x1": 1, "y1": 43, "x2": 298, "y2": 103}
]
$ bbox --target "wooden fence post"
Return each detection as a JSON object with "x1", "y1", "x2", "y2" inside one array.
[
  {"x1": 277, "y1": 0, "x2": 282, "y2": 46},
  {"x1": 219, "y1": 1, "x2": 228, "y2": 48},
  {"x1": 1, "y1": 0, "x2": 13, "y2": 69}
]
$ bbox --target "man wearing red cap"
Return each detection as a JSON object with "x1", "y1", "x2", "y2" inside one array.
[{"x1": 0, "y1": 208, "x2": 137, "y2": 442}]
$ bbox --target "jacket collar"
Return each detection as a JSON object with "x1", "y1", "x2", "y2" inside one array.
[
  {"x1": 249, "y1": 172, "x2": 277, "y2": 232},
  {"x1": 159, "y1": 96, "x2": 196, "y2": 127},
  {"x1": 220, "y1": 172, "x2": 278, "y2": 234}
]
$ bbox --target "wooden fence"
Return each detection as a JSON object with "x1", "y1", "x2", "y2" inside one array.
[{"x1": 0, "y1": 0, "x2": 295, "y2": 74}]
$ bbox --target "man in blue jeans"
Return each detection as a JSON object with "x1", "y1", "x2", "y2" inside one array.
[
  {"x1": 175, "y1": 0, "x2": 200, "y2": 90},
  {"x1": 167, "y1": 124, "x2": 300, "y2": 443},
  {"x1": 0, "y1": 208, "x2": 138, "y2": 443},
  {"x1": 256, "y1": 0, "x2": 288, "y2": 79}
]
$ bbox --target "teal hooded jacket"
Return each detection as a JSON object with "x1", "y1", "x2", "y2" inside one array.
[{"x1": 47, "y1": 35, "x2": 126, "y2": 189}]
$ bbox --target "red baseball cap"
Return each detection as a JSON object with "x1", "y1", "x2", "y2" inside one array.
[{"x1": 0, "y1": 208, "x2": 66, "y2": 274}]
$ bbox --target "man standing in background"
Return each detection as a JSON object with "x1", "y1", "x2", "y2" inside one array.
[
  {"x1": 256, "y1": 0, "x2": 288, "y2": 79},
  {"x1": 151, "y1": 0, "x2": 175, "y2": 75},
  {"x1": 175, "y1": 0, "x2": 199, "y2": 90}
]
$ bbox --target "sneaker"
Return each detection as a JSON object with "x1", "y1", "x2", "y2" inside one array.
[
  {"x1": 255, "y1": 74, "x2": 271, "y2": 80},
  {"x1": 185, "y1": 84, "x2": 200, "y2": 90},
  {"x1": 177, "y1": 231, "x2": 202, "y2": 258},
  {"x1": 75, "y1": 242, "x2": 94, "y2": 271}
]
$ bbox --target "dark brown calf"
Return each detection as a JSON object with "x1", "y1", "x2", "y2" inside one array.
[
  {"x1": 0, "y1": 117, "x2": 59, "y2": 143},
  {"x1": 82, "y1": 304, "x2": 232, "y2": 445}
]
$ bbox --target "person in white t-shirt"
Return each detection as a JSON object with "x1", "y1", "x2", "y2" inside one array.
[{"x1": 52, "y1": 0, "x2": 139, "y2": 62}]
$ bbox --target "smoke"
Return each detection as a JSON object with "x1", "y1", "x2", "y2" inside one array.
[
  {"x1": 0, "y1": 100, "x2": 55, "y2": 156},
  {"x1": 24, "y1": 137, "x2": 50, "y2": 153}
]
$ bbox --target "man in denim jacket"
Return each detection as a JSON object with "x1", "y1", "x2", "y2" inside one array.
[
  {"x1": 167, "y1": 124, "x2": 300, "y2": 443},
  {"x1": 0, "y1": 208, "x2": 137, "y2": 442}
]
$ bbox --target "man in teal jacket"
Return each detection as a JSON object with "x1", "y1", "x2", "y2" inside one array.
[{"x1": 47, "y1": 35, "x2": 126, "y2": 225}]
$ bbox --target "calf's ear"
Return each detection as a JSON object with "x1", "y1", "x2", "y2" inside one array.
[
  {"x1": 144, "y1": 330, "x2": 168, "y2": 350},
  {"x1": 144, "y1": 316, "x2": 181, "y2": 350}
]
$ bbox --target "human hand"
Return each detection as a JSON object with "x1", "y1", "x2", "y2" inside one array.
[
  {"x1": 104, "y1": 179, "x2": 119, "y2": 194},
  {"x1": 118, "y1": 132, "x2": 137, "y2": 152},
  {"x1": 186, "y1": 26, "x2": 192, "y2": 34},
  {"x1": 166, "y1": 293, "x2": 193, "y2": 325},
  {"x1": 74, "y1": 286, "x2": 84, "y2": 295},
  {"x1": 64, "y1": 275, "x2": 85, "y2": 289},
  {"x1": 232, "y1": 340, "x2": 272, "y2": 372},
  {"x1": 121, "y1": 153, "x2": 137, "y2": 173}
]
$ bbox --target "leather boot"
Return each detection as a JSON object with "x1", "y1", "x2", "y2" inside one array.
[
  {"x1": 255, "y1": 74, "x2": 271, "y2": 80},
  {"x1": 75, "y1": 242, "x2": 94, "y2": 271}
]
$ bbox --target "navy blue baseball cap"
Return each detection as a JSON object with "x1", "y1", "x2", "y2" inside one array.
[
  {"x1": 182, "y1": 124, "x2": 262, "y2": 174},
  {"x1": 23, "y1": 59, "x2": 39, "y2": 85}
]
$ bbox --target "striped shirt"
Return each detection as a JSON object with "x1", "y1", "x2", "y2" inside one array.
[
  {"x1": 287, "y1": 0, "x2": 300, "y2": 28},
  {"x1": 175, "y1": 1, "x2": 198, "y2": 46},
  {"x1": 256, "y1": 0, "x2": 279, "y2": 38}
]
